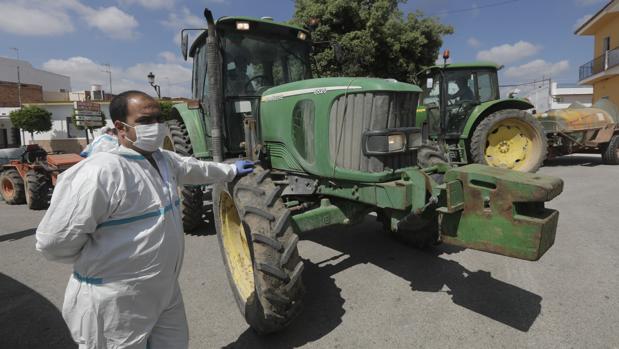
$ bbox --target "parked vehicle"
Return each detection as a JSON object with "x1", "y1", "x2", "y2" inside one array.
[
  {"x1": 165, "y1": 9, "x2": 563, "y2": 334},
  {"x1": 0, "y1": 144, "x2": 82, "y2": 209},
  {"x1": 417, "y1": 57, "x2": 547, "y2": 172},
  {"x1": 537, "y1": 99, "x2": 619, "y2": 164}
]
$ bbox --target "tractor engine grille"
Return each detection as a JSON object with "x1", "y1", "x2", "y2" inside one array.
[{"x1": 329, "y1": 92, "x2": 419, "y2": 172}]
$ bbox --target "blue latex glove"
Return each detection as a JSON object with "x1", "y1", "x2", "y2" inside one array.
[{"x1": 235, "y1": 160, "x2": 254, "y2": 176}]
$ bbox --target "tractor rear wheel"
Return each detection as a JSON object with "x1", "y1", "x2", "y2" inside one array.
[
  {"x1": 470, "y1": 109, "x2": 547, "y2": 172},
  {"x1": 25, "y1": 170, "x2": 50, "y2": 210},
  {"x1": 601, "y1": 134, "x2": 619, "y2": 165},
  {"x1": 214, "y1": 167, "x2": 304, "y2": 334},
  {"x1": 165, "y1": 119, "x2": 205, "y2": 233},
  {"x1": 0, "y1": 169, "x2": 26, "y2": 205}
]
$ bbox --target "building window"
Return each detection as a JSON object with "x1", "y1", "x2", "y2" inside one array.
[
  {"x1": 603, "y1": 37, "x2": 611, "y2": 52},
  {"x1": 66, "y1": 117, "x2": 80, "y2": 138}
]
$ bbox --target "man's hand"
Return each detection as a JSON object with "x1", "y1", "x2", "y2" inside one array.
[{"x1": 235, "y1": 160, "x2": 254, "y2": 176}]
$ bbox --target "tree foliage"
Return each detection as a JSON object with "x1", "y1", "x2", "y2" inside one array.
[
  {"x1": 9, "y1": 106, "x2": 52, "y2": 137},
  {"x1": 292, "y1": 0, "x2": 453, "y2": 83},
  {"x1": 159, "y1": 100, "x2": 177, "y2": 121}
]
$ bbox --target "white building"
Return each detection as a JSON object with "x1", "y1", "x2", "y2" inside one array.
[
  {"x1": 549, "y1": 83, "x2": 593, "y2": 109},
  {"x1": 516, "y1": 80, "x2": 593, "y2": 112},
  {"x1": 0, "y1": 56, "x2": 70, "y2": 93}
]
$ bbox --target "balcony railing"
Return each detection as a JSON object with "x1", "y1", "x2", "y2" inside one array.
[{"x1": 579, "y1": 46, "x2": 619, "y2": 81}]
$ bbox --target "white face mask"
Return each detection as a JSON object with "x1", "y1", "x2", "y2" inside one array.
[{"x1": 123, "y1": 122, "x2": 166, "y2": 152}]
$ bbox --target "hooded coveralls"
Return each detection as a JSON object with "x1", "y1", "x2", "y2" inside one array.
[
  {"x1": 35, "y1": 146, "x2": 237, "y2": 348},
  {"x1": 80, "y1": 134, "x2": 119, "y2": 157}
]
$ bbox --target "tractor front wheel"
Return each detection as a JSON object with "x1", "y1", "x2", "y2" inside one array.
[
  {"x1": 601, "y1": 134, "x2": 619, "y2": 165},
  {"x1": 0, "y1": 169, "x2": 26, "y2": 205},
  {"x1": 25, "y1": 170, "x2": 50, "y2": 210},
  {"x1": 213, "y1": 167, "x2": 304, "y2": 334},
  {"x1": 470, "y1": 109, "x2": 547, "y2": 172}
]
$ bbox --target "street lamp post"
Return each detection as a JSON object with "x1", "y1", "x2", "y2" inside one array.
[
  {"x1": 10, "y1": 47, "x2": 24, "y2": 145},
  {"x1": 147, "y1": 72, "x2": 161, "y2": 98},
  {"x1": 101, "y1": 63, "x2": 113, "y2": 95},
  {"x1": 10, "y1": 48, "x2": 22, "y2": 107}
]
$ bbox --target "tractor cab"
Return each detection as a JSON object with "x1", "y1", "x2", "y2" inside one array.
[
  {"x1": 421, "y1": 61, "x2": 501, "y2": 139},
  {"x1": 184, "y1": 17, "x2": 312, "y2": 156}
]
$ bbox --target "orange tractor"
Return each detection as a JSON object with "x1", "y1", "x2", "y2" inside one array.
[{"x1": 0, "y1": 144, "x2": 83, "y2": 210}]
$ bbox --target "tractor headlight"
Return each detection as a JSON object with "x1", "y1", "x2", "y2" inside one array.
[
  {"x1": 236, "y1": 21, "x2": 250, "y2": 30},
  {"x1": 297, "y1": 31, "x2": 307, "y2": 40},
  {"x1": 363, "y1": 127, "x2": 422, "y2": 156}
]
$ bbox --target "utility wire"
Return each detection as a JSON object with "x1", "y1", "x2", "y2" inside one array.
[{"x1": 428, "y1": 0, "x2": 522, "y2": 17}]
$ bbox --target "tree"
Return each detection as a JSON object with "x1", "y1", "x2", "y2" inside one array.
[
  {"x1": 159, "y1": 100, "x2": 177, "y2": 121},
  {"x1": 9, "y1": 106, "x2": 53, "y2": 141},
  {"x1": 292, "y1": 0, "x2": 453, "y2": 83}
]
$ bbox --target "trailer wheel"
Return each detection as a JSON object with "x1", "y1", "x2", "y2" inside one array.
[
  {"x1": 165, "y1": 119, "x2": 205, "y2": 233},
  {"x1": 25, "y1": 170, "x2": 50, "y2": 210},
  {"x1": 470, "y1": 109, "x2": 547, "y2": 172},
  {"x1": 214, "y1": 167, "x2": 304, "y2": 334},
  {"x1": 0, "y1": 169, "x2": 26, "y2": 205},
  {"x1": 601, "y1": 135, "x2": 619, "y2": 165}
]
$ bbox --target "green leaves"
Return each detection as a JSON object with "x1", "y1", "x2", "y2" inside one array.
[
  {"x1": 292, "y1": 0, "x2": 453, "y2": 81},
  {"x1": 9, "y1": 106, "x2": 52, "y2": 135}
]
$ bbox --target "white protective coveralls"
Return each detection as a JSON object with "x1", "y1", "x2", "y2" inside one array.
[
  {"x1": 80, "y1": 134, "x2": 118, "y2": 157},
  {"x1": 35, "y1": 145, "x2": 237, "y2": 349}
]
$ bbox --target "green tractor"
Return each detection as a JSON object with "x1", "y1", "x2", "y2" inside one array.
[
  {"x1": 417, "y1": 57, "x2": 547, "y2": 172},
  {"x1": 167, "y1": 9, "x2": 563, "y2": 334}
]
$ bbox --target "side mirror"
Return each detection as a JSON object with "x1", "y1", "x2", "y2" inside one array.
[
  {"x1": 181, "y1": 31, "x2": 189, "y2": 60},
  {"x1": 426, "y1": 78, "x2": 434, "y2": 89},
  {"x1": 332, "y1": 42, "x2": 344, "y2": 64}
]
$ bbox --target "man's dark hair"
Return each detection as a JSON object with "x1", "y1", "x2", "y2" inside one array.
[{"x1": 109, "y1": 90, "x2": 153, "y2": 123}]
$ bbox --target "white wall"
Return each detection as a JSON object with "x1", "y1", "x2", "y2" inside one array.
[{"x1": 0, "y1": 56, "x2": 70, "y2": 92}]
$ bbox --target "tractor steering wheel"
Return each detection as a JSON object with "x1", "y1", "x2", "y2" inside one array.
[{"x1": 245, "y1": 75, "x2": 271, "y2": 92}]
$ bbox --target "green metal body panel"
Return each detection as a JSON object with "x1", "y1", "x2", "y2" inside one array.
[
  {"x1": 261, "y1": 77, "x2": 421, "y2": 183},
  {"x1": 416, "y1": 99, "x2": 534, "y2": 140},
  {"x1": 291, "y1": 199, "x2": 370, "y2": 232},
  {"x1": 172, "y1": 103, "x2": 211, "y2": 158},
  {"x1": 459, "y1": 98, "x2": 534, "y2": 139},
  {"x1": 438, "y1": 164, "x2": 563, "y2": 261}
]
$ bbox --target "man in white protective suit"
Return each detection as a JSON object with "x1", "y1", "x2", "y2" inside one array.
[{"x1": 35, "y1": 90, "x2": 254, "y2": 348}]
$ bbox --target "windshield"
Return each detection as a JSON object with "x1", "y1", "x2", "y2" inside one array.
[{"x1": 223, "y1": 32, "x2": 311, "y2": 97}]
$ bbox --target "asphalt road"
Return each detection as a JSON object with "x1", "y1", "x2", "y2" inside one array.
[{"x1": 1, "y1": 154, "x2": 618, "y2": 348}]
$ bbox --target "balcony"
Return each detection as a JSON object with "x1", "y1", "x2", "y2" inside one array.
[{"x1": 579, "y1": 46, "x2": 619, "y2": 83}]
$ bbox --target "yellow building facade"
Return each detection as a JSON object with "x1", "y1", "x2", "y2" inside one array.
[{"x1": 576, "y1": 0, "x2": 619, "y2": 106}]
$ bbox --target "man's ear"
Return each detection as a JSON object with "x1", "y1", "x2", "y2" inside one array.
[{"x1": 114, "y1": 121, "x2": 126, "y2": 137}]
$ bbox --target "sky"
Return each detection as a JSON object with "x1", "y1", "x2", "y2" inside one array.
[{"x1": 0, "y1": 0, "x2": 607, "y2": 98}]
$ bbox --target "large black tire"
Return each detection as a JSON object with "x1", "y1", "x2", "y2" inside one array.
[
  {"x1": 417, "y1": 144, "x2": 447, "y2": 168},
  {"x1": 601, "y1": 134, "x2": 619, "y2": 165},
  {"x1": 214, "y1": 167, "x2": 304, "y2": 334},
  {"x1": 25, "y1": 170, "x2": 50, "y2": 210},
  {"x1": 165, "y1": 119, "x2": 205, "y2": 233},
  {"x1": 470, "y1": 109, "x2": 547, "y2": 173},
  {"x1": 0, "y1": 169, "x2": 26, "y2": 205}
]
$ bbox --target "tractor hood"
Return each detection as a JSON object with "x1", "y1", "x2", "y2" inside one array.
[{"x1": 260, "y1": 77, "x2": 421, "y2": 103}]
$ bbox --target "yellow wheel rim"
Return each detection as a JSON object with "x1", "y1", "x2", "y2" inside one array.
[
  {"x1": 484, "y1": 118, "x2": 542, "y2": 171},
  {"x1": 219, "y1": 191, "x2": 255, "y2": 301}
]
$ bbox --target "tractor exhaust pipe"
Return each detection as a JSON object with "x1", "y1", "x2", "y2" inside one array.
[{"x1": 204, "y1": 8, "x2": 224, "y2": 162}]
